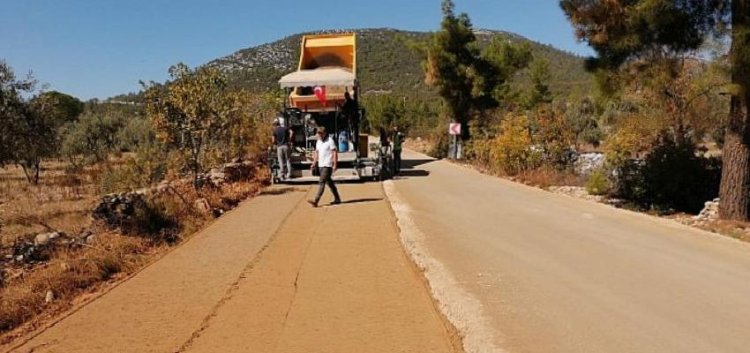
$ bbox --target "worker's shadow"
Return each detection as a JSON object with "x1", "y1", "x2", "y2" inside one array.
[
  {"x1": 394, "y1": 158, "x2": 433, "y2": 178},
  {"x1": 340, "y1": 198, "x2": 383, "y2": 205},
  {"x1": 396, "y1": 169, "x2": 430, "y2": 177}
]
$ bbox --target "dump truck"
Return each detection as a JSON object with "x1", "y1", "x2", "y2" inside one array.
[{"x1": 270, "y1": 33, "x2": 393, "y2": 183}]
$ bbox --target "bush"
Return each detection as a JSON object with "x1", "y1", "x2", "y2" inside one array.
[
  {"x1": 585, "y1": 168, "x2": 610, "y2": 195},
  {"x1": 533, "y1": 107, "x2": 575, "y2": 169},
  {"x1": 128, "y1": 196, "x2": 177, "y2": 239},
  {"x1": 60, "y1": 110, "x2": 125, "y2": 167},
  {"x1": 611, "y1": 131, "x2": 721, "y2": 213},
  {"x1": 464, "y1": 136, "x2": 491, "y2": 166},
  {"x1": 98, "y1": 143, "x2": 169, "y2": 194},
  {"x1": 489, "y1": 114, "x2": 541, "y2": 175},
  {"x1": 428, "y1": 127, "x2": 450, "y2": 158}
]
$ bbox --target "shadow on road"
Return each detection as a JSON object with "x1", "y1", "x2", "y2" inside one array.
[
  {"x1": 393, "y1": 158, "x2": 435, "y2": 179},
  {"x1": 401, "y1": 158, "x2": 435, "y2": 169},
  {"x1": 260, "y1": 186, "x2": 306, "y2": 196},
  {"x1": 396, "y1": 169, "x2": 430, "y2": 178},
  {"x1": 339, "y1": 198, "x2": 383, "y2": 205}
]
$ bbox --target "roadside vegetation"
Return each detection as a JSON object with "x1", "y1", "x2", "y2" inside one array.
[
  {"x1": 0, "y1": 60, "x2": 274, "y2": 340},
  {"x1": 389, "y1": 1, "x2": 735, "y2": 221}
]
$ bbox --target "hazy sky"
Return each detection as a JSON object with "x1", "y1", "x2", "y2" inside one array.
[{"x1": 1, "y1": 0, "x2": 593, "y2": 100}]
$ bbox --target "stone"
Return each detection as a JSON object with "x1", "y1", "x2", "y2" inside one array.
[
  {"x1": 574, "y1": 152, "x2": 605, "y2": 176},
  {"x1": 34, "y1": 232, "x2": 61, "y2": 246},
  {"x1": 156, "y1": 181, "x2": 171, "y2": 193},
  {"x1": 45, "y1": 290, "x2": 55, "y2": 303},
  {"x1": 193, "y1": 198, "x2": 212, "y2": 214},
  {"x1": 694, "y1": 198, "x2": 720, "y2": 221}
]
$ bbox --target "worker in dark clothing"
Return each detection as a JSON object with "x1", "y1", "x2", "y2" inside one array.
[
  {"x1": 341, "y1": 89, "x2": 359, "y2": 138},
  {"x1": 272, "y1": 120, "x2": 294, "y2": 180},
  {"x1": 379, "y1": 126, "x2": 390, "y2": 147},
  {"x1": 392, "y1": 126, "x2": 404, "y2": 175}
]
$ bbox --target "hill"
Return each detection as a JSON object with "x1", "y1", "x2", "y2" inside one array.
[
  {"x1": 109, "y1": 28, "x2": 594, "y2": 104},
  {"x1": 206, "y1": 28, "x2": 593, "y2": 100}
]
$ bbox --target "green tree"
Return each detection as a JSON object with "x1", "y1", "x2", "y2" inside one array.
[
  {"x1": 0, "y1": 61, "x2": 62, "y2": 184},
  {"x1": 523, "y1": 58, "x2": 553, "y2": 110},
  {"x1": 32, "y1": 91, "x2": 84, "y2": 127},
  {"x1": 144, "y1": 63, "x2": 234, "y2": 188},
  {"x1": 61, "y1": 108, "x2": 126, "y2": 167},
  {"x1": 423, "y1": 1, "x2": 533, "y2": 140},
  {"x1": 480, "y1": 36, "x2": 533, "y2": 110},
  {"x1": 423, "y1": 0, "x2": 480, "y2": 139},
  {"x1": 559, "y1": 0, "x2": 750, "y2": 221}
]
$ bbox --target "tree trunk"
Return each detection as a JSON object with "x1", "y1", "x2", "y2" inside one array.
[
  {"x1": 719, "y1": 0, "x2": 750, "y2": 221},
  {"x1": 33, "y1": 160, "x2": 40, "y2": 185}
]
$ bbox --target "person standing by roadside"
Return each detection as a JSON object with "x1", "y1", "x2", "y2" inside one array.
[
  {"x1": 272, "y1": 120, "x2": 293, "y2": 180},
  {"x1": 392, "y1": 126, "x2": 404, "y2": 175},
  {"x1": 309, "y1": 127, "x2": 341, "y2": 207}
]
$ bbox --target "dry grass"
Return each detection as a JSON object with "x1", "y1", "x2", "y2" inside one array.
[
  {"x1": 0, "y1": 160, "x2": 269, "y2": 342},
  {"x1": 0, "y1": 162, "x2": 98, "y2": 247},
  {"x1": 0, "y1": 232, "x2": 157, "y2": 338},
  {"x1": 514, "y1": 167, "x2": 586, "y2": 189}
]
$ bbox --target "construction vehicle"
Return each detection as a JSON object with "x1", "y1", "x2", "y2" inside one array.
[{"x1": 269, "y1": 33, "x2": 392, "y2": 183}]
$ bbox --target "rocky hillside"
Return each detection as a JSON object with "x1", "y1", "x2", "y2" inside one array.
[
  {"x1": 110, "y1": 28, "x2": 593, "y2": 103},
  {"x1": 206, "y1": 28, "x2": 593, "y2": 99}
]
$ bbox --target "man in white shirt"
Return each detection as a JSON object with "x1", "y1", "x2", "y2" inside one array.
[{"x1": 308, "y1": 127, "x2": 341, "y2": 207}]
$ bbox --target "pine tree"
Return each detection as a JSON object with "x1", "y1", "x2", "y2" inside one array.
[
  {"x1": 424, "y1": 0, "x2": 480, "y2": 140},
  {"x1": 560, "y1": 0, "x2": 750, "y2": 221}
]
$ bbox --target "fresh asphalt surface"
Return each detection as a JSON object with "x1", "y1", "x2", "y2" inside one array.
[{"x1": 387, "y1": 148, "x2": 750, "y2": 353}]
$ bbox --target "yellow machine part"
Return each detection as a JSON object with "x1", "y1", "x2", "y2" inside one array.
[
  {"x1": 289, "y1": 33, "x2": 356, "y2": 111},
  {"x1": 298, "y1": 34, "x2": 356, "y2": 72}
]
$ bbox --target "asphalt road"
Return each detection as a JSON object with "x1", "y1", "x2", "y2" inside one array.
[{"x1": 386, "y1": 149, "x2": 750, "y2": 353}]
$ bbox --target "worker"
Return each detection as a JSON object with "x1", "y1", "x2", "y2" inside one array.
[
  {"x1": 272, "y1": 120, "x2": 293, "y2": 180},
  {"x1": 342, "y1": 89, "x2": 359, "y2": 137},
  {"x1": 379, "y1": 126, "x2": 390, "y2": 147},
  {"x1": 392, "y1": 126, "x2": 404, "y2": 175},
  {"x1": 309, "y1": 127, "x2": 342, "y2": 207}
]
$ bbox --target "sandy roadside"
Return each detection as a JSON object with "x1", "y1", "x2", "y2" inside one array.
[{"x1": 5, "y1": 182, "x2": 462, "y2": 353}]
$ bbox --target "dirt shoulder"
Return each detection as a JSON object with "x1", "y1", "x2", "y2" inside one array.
[{"x1": 5, "y1": 182, "x2": 462, "y2": 353}]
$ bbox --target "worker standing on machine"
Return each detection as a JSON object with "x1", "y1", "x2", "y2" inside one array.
[{"x1": 342, "y1": 88, "x2": 359, "y2": 139}]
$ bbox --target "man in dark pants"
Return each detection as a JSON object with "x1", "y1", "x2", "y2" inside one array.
[
  {"x1": 308, "y1": 127, "x2": 341, "y2": 207},
  {"x1": 392, "y1": 125, "x2": 404, "y2": 175}
]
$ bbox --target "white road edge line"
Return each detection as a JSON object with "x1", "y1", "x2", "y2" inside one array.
[{"x1": 383, "y1": 180, "x2": 506, "y2": 353}]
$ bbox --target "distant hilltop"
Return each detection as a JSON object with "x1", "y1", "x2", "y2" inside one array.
[{"x1": 110, "y1": 28, "x2": 592, "y2": 102}]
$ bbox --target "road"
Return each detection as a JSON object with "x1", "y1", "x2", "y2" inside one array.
[
  {"x1": 6, "y1": 148, "x2": 750, "y2": 353},
  {"x1": 385, "y1": 149, "x2": 750, "y2": 353},
  {"x1": 4, "y1": 183, "x2": 461, "y2": 353}
]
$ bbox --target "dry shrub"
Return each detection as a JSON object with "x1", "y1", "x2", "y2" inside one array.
[
  {"x1": 586, "y1": 168, "x2": 611, "y2": 195},
  {"x1": 489, "y1": 114, "x2": 541, "y2": 175},
  {"x1": 0, "y1": 233, "x2": 152, "y2": 335},
  {"x1": 518, "y1": 166, "x2": 585, "y2": 189}
]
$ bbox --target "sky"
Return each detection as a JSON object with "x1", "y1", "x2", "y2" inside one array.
[{"x1": 0, "y1": 0, "x2": 593, "y2": 100}]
